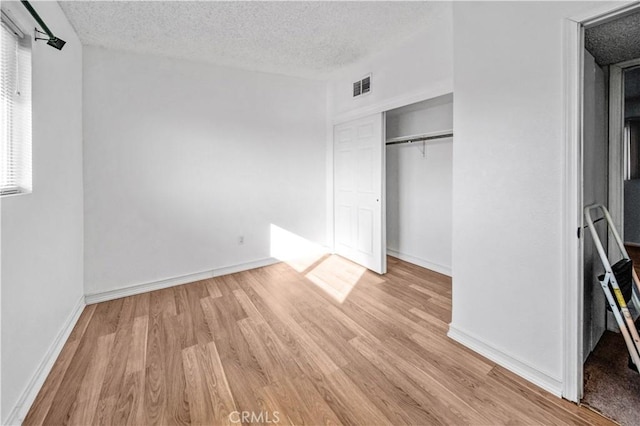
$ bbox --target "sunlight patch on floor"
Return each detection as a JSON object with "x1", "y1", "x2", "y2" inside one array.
[
  {"x1": 269, "y1": 224, "x2": 328, "y2": 272},
  {"x1": 305, "y1": 255, "x2": 365, "y2": 303},
  {"x1": 269, "y1": 224, "x2": 366, "y2": 303}
]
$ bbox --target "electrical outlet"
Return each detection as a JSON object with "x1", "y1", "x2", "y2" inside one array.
[{"x1": 238, "y1": 236, "x2": 244, "y2": 245}]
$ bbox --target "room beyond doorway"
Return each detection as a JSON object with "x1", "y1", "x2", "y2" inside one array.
[{"x1": 580, "y1": 7, "x2": 640, "y2": 423}]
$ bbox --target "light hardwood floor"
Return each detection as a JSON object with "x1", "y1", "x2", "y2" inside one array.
[{"x1": 24, "y1": 255, "x2": 612, "y2": 425}]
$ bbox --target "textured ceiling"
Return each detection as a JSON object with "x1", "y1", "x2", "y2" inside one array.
[
  {"x1": 58, "y1": 1, "x2": 446, "y2": 79},
  {"x1": 585, "y1": 10, "x2": 640, "y2": 66}
]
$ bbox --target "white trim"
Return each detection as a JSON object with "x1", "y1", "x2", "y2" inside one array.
[
  {"x1": 381, "y1": 112, "x2": 387, "y2": 274},
  {"x1": 4, "y1": 295, "x2": 85, "y2": 426},
  {"x1": 615, "y1": 57, "x2": 640, "y2": 69},
  {"x1": 387, "y1": 249, "x2": 451, "y2": 277},
  {"x1": 448, "y1": 324, "x2": 563, "y2": 398},
  {"x1": 562, "y1": 16, "x2": 584, "y2": 403},
  {"x1": 573, "y1": 2, "x2": 640, "y2": 28},
  {"x1": 332, "y1": 79, "x2": 453, "y2": 125},
  {"x1": 0, "y1": 4, "x2": 31, "y2": 37},
  {"x1": 1, "y1": 10, "x2": 25, "y2": 39},
  {"x1": 85, "y1": 257, "x2": 280, "y2": 304}
]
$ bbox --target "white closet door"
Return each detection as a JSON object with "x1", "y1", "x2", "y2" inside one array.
[{"x1": 334, "y1": 113, "x2": 386, "y2": 274}]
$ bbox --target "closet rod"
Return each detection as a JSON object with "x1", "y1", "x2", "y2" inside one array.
[{"x1": 385, "y1": 132, "x2": 453, "y2": 146}]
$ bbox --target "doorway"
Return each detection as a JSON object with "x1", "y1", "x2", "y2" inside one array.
[
  {"x1": 578, "y1": 7, "x2": 640, "y2": 423},
  {"x1": 385, "y1": 94, "x2": 453, "y2": 277}
]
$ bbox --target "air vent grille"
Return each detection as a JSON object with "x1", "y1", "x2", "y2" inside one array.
[
  {"x1": 362, "y1": 75, "x2": 370, "y2": 94},
  {"x1": 353, "y1": 74, "x2": 371, "y2": 98}
]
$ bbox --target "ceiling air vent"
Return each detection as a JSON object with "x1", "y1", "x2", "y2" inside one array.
[{"x1": 353, "y1": 74, "x2": 371, "y2": 98}]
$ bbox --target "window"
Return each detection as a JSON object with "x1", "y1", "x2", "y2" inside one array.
[{"x1": 1, "y1": 10, "x2": 31, "y2": 196}]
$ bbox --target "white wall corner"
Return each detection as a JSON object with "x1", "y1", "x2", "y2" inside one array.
[
  {"x1": 85, "y1": 257, "x2": 281, "y2": 305},
  {"x1": 4, "y1": 295, "x2": 86, "y2": 426},
  {"x1": 448, "y1": 324, "x2": 563, "y2": 398},
  {"x1": 326, "y1": 84, "x2": 336, "y2": 253}
]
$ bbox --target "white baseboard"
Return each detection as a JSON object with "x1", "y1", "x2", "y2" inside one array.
[
  {"x1": 85, "y1": 257, "x2": 281, "y2": 305},
  {"x1": 447, "y1": 324, "x2": 563, "y2": 397},
  {"x1": 387, "y1": 249, "x2": 451, "y2": 277},
  {"x1": 4, "y1": 295, "x2": 86, "y2": 426}
]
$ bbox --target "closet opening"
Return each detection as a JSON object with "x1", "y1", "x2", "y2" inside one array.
[{"x1": 384, "y1": 93, "x2": 453, "y2": 277}]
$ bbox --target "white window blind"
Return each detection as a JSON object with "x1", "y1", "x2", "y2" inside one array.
[{"x1": 1, "y1": 12, "x2": 31, "y2": 196}]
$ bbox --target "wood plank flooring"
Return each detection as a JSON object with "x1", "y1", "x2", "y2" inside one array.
[{"x1": 24, "y1": 256, "x2": 613, "y2": 425}]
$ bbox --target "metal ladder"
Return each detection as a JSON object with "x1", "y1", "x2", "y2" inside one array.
[{"x1": 584, "y1": 203, "x2": 640, "y2": 371}]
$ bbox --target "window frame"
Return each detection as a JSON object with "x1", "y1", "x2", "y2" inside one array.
[{"x1": 1, "y1": 9, "x2": 32, "y2": 197}]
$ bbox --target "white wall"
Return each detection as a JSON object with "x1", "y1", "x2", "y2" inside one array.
[
  {"x1": 83, "y1": 47, "x2": 327, "y2": 296},
  {"x1": 449, "y1": 1, "x2": 616, "y2": 395},
  {"x1": 386, "y1": 95, "x2": 453, "y2": 275},
  {"x1": 1, "y1": 1, "x2": 84, "y2": 423},
  {"x1": 327, "y1": 2, "x2": 453, "y2": 120}
]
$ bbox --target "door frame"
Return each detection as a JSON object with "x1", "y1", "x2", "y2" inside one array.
[{"x1": 562, "y1": 1, "x2": 640, "y2": 402}]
